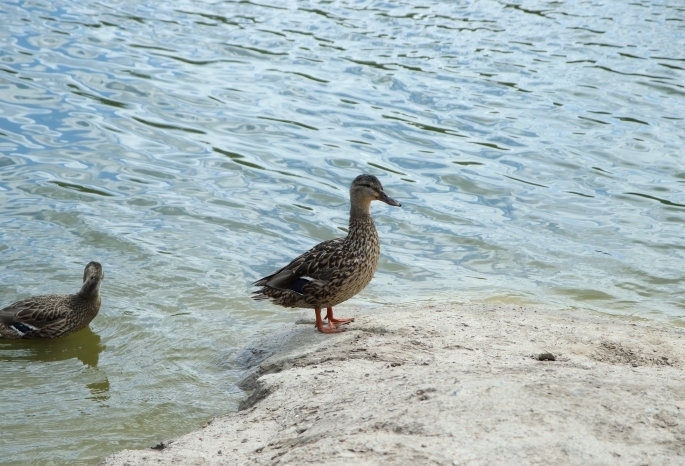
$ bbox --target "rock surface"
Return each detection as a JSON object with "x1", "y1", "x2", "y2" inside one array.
[{"x1": 100, "y1": 302, "x2": 685, "y2": 465}]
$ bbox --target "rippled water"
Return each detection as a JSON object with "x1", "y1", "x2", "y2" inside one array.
[{"x1": 1, "y1": 0, "x2": 684, "y2": 463}]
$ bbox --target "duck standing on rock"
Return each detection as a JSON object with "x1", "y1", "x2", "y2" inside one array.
[
  {"x1": 0, "y1": 262, "x2": 104, "y2": 339},
  {"x1": 252, "y1": 175, "x2": 401, "y2": 333}
]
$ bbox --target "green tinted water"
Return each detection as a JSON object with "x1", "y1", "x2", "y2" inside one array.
[{"x1": 1, "y1": 0, "x2": 684, "y2": 463}]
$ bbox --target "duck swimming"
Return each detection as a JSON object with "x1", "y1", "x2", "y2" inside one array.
[
  {"x1": 0, "y1": 261, "x2": 104, "y2": 339},
  {"x1": 252, "y1": 175, "x2": 401, "y2": 333}
]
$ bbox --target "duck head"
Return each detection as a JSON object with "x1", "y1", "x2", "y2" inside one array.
[
  {"x1": 80, "y1": 261, "x2": 104, "y2": 297},
  {"x1": 350, "y1": 174, "x2": 402, "y2": 214}
]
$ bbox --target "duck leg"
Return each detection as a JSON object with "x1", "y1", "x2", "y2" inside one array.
[
  {"x1": 315, "y1": 307, "x2": 344, "y2": 333},
  {"x1": 325, "y1": 307, "x2": 355, "y2": 326}
]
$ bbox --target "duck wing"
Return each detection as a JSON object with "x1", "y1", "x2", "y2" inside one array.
[
  {"x1": 254, "y1": 238, "x2": 346, "y2": 292},
  {"x1": 0, "y1": 295, "x2": 69, "y2": 334}
]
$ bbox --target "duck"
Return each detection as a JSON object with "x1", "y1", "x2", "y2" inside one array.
[
  {"x1": 252, "y1": 174, "x2": 401, "y2": 333},
  {"x1": 0, "y1": 261, "x2": 104, "y2": 339}
]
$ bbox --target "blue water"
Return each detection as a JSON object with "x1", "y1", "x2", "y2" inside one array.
[{"x1": 1, "y1": 0, "x2": 684, "y2": 464}]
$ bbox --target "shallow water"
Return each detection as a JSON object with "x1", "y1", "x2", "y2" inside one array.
[{"x1": 0, "y1": 0, "x2": 684, "y2": 463}]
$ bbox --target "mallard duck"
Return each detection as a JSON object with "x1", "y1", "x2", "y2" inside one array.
[
  {"x1": 252, "y1": 174, "x2": 401, "y2": 333},
  {"x1": 0, "y1": 262, "x2": 104, "y2": 339}
]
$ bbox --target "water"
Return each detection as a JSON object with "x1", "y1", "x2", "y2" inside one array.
[{"x1": 1, "y1": 0, "x2": 684, "y2": 463}]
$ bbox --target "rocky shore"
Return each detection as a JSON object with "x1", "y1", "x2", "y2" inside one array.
[{"x1": 101, "y1": 301, "x2": 684, "y2": 465}]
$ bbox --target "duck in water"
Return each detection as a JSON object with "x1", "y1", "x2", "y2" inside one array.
[{"x1": 0, "y1": 262, "x2": 104, "y2": 339}]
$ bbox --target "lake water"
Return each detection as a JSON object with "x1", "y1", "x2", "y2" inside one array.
[{"x1": 1, "y1": 0, "x2": 684, "y2": 463}]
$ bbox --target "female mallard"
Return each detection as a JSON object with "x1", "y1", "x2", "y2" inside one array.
[
  {"x1": 252, "y1": 174, "x2": 401, "y2": 333},
  {"x1": 0, "y1": 262, "x2": 104, "y2": 339}
]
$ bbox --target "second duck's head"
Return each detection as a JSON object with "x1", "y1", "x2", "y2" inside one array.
[
  {"x1": 350, "y1": 174, "x2": 401, "y2": 212},
  {"x1": 80, "y1": 261, "x2": 105, "y2": 297}
]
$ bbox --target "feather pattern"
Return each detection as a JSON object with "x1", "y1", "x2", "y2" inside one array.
[
  {"x1": 252, "y1": 174, "x2": 400, "y2": 312},
  {"x1": 0, "y1": 262, "x2": 104, "y2": 339}
]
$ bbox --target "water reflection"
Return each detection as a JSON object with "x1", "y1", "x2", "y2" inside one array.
[
  {"x1": 86, "y1": 378, "x2": 111, "y2": 402},
  {"x1": 0, "y1": 327, "x2": 104, "y2": 367},
  {"x1": 0, "y1": 327, "x2": 110, "y2": 410}
]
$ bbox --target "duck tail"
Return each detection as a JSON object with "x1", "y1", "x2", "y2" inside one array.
[
  {"x1": 250, "y1": 289, "x2": 270, "y2": 301},
  {"x1": 253, "y1": 277, "x2": 268, "y2": 287}
]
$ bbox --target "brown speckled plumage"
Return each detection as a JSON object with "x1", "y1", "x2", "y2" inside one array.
[
  {"x1": 252, "y1": 175, "x2": 400, "y2": 333},
  {"x1": 0, "y1": 262, "x2": 104, "y2": 339}
]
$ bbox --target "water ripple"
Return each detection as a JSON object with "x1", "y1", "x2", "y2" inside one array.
[{"x1": 1, "y1": 0, "x2": 685, "y2": 464}]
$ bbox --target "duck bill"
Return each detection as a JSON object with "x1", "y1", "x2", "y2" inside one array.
[{"x1": 380, "y1": 191, "x2": 401, "y2": 207}]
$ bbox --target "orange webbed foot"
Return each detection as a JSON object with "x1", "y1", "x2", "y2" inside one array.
[
  {"x1": 316, "y1": 324, "x2": 345, "y2": 333},
  {"x1": 325, "y1": 307, "x2": 355, "y2": 326},
  {"x1": 315, "y1": 307, "x2": 346, "y2": 334}
]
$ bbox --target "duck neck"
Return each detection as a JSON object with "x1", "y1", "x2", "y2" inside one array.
[
  {"x1": 349, "y1": 199, "x2": 376, "y2": 236},
  {"x1": 349, "y1": 196, "x2": 372, "y2": 221},
  {"x1": 78, "y1": 280, "x2": 101, "y2": 300}
]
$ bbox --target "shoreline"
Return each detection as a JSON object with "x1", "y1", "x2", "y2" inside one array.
[{"x1": 101, "y1": 301, "x2": 685, "y2": 465}]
